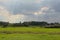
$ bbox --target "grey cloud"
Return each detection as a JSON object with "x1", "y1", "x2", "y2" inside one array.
[
  {"x1": 0, "y1": 0, "x2": 60, "y2": 23},
  {"x1": 1, "y1": 0, "x2": 41, "y2": 14},
  {"x1": 42, "y1": 0, "x2": 60, "y2": 12},
  {"x1": 51, "y1": 0, "x2": 60, "y2": 12}
]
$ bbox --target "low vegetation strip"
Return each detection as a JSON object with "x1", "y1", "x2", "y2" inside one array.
[
  {"x1": 0, "y1": 27, "x2": 60, "y2": 35},
  {"x1": 0, "y1": 27, "x2": 60, "y2": 40},
  {"x1": 0, "y1": 31, "x2": 60, "y2": 35},
  {"x1": 0, "y1": 34, "x2": 60, "y2": 40}
]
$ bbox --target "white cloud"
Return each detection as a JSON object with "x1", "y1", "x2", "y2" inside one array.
[
  {"x1": 34, "y1": 12, "x2": 43, "y2": 15},
  {"x1": 35, "y1": 0, "x2": 41, "y2": 3},
  {"x1": 0, "y1": 0, "x2": 10, "y2": 3},
  {"x1": 41, "y1": 6, "x2": 49, "y2": 11},
  {"x1": 35, "y1": 0, "x2": 44, "y2": 3},
  {"x1": 34, "y1": 6, "x2": 49, "y2": 16},
  {"x1": 8, "y1": 14, "x2": 25, "y2": 23},
  {"x1": 0, "y1": 6, "x2": 25, "y2": 23}
]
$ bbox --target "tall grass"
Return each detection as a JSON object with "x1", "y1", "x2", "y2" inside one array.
[{"x1": 0, "y1": 27, "x2": 60, "y2": 33}]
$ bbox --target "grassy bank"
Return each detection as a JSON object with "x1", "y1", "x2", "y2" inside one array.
[
  {"x1": 0, "y1": 27, "x2": 60, "y2": 40},
  {"x1": 0, "y1": 34, "x2": 60, "y2": 40},
  {"x1": 0, "y1": 27, "x2": 60, "y2": 33}
]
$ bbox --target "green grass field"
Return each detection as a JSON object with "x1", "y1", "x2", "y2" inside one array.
[{"x1": 0, "y1": 27, "x2": 60, "y2": 40}]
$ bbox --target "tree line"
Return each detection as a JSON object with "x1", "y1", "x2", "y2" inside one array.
[{"x1": 0, "y1": 21, "x2": 60, "y2": 28}]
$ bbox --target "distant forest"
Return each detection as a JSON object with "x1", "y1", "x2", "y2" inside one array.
[{"x1": 0, "y1": 21, "x2": 60, "y2": 28}]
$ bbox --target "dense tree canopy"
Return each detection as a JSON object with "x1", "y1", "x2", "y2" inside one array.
[{"x1": 0, "y1": 21, "x2": 60, "y2": 28}]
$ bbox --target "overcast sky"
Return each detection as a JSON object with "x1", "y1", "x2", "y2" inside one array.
[{"x1": 0, "y1": 0, "x2": 60, "y2": 23}]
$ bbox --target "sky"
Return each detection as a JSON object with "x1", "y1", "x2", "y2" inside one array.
[{"x1": 0, "y1": 0, "x2": 60, "y2": 23}]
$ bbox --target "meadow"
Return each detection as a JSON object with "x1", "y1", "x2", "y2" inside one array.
[{"x1": 0, "y1": 27, "x2": 60, "y2": 40}]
